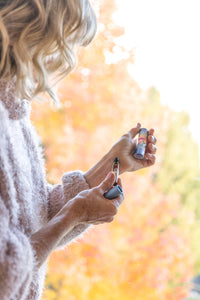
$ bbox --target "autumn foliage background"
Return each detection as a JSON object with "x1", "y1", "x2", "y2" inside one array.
[{"x1": 31, "y1": 0, "x2": 200, "y2": 299}]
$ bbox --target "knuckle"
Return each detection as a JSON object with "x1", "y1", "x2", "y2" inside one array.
[
  {"x1": 122, "y1": 132, "x2": 131, "y2": 139},
  {"x1": 111, "y1": 204, "x2": 118, "y2": 215},
  {"x1": 117, "y1": 195, "x2": 124, "y2": 205},
  {"x1": 92, "y1": 187, "x2": 100, "y2": 196},
  {"x1": 150, "y1": 144, "x2": 156, "y2": 152},
  {"x1": 148, "y1": 143, "x2": 153, "y2": 150},
  {"x1": 106, "y1": 216, "x2": 114, "y2": 223},
  {"x1": 89, "y1": 189, "x2": 95, "y2": 198},
  {"x1": 88, "y1": 189, "x2": 100, "y2": 202}
]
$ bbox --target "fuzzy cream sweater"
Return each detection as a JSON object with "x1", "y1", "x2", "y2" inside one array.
[{"x1": 0, "y1": 79, "x2": 90, "y2": 300}]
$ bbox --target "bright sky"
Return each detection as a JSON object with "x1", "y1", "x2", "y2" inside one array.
[{"x1": 113, "y1": 0, "x2": 200, "y2": 155}]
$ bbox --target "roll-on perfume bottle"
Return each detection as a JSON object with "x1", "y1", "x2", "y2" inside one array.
[{"x1": 134, "y1": 128, "x2": 148, "y2": 160}]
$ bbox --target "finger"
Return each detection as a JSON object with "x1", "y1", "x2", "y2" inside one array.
[
  {"x1": 148, "y1": 128, "x2": 155, "y2": 136},
  {"x1": 98, "y1": 216, "x2": 115, "y2": 223},
  {"x1": 145, "y1": 153, "x2": 156, "y2": 165},
  {"x1": 116, "y1": 178, "x2": 123, "y2": 188},
  {"x1": 110, "y1": 190, "x2": 124, "y2": 206},
  {"x1": 99, "y1": 172, "x2": 116, "y2": 193},
  {"x1": 123, "y1": 123, "x2": 141, "y2": 139},
  {"x1": 147, "y1": 143, "x2": 157, "y2": 154},
  {"x1": 148, "y1": 134, "x2": 157, "y2": 145},
  {"x1": 129, "y1": 123, "x2": 142, "y2": 138},
  {"x1": 106, "y1": 216, "x2": 115, "y2": 223},
  {"x1": 93, "y1": 216, "x2": 115, "y2": 224}
]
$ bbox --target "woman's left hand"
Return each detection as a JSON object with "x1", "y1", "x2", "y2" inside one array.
[
  {"x1": 84, "y1": 123, "x2": 157, "y2": 189},
  {"x1": 110, "y1": 123, "x2": 157, "y2": 174}
]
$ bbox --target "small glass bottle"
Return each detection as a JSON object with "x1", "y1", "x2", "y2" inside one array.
[
  {"x1": 104, "y1": 157, "x2": 123, "y2": 200},
  {"x1": 112, "y1": 157, "x2": 119, "y2": 185},
  {"x1": 134, "y1": 128, "x2": 148, "y2": 159}
]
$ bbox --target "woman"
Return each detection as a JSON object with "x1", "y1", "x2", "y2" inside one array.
[{"x1": 0, "y1": 1, "x2": 157, "y2": 299}]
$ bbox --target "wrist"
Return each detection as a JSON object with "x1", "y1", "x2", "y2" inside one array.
[
  {"x1": 84, "y1": 151, "x2": 114, "y2": 188},
  {"x1": 30, "y1": 209, "x2": 75, "y2": 268},
  {"x1": 57, "y1": 198, "x2": 81, "y2": 228}
]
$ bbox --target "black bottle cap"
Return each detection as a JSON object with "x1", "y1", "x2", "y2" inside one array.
[{"x1": 114, "y1": 157, "x2": 119, "y2": 163}]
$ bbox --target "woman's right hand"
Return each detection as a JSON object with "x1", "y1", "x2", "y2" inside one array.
[
  {"x1": 30, "y1": 172, "x2": 123, "y2": 268},
  {"x1": 68, "y1": 172, "x2": 124, "y2": 226}
]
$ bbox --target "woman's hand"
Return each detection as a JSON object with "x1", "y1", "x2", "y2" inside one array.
[
  {"x1": 110, "y1": 123, "x2": 157, "y2": 174},
  {"x1": 84, "y1": 123, "x2": 157, "y2": 189},
  {"x1": 31, "y1": 172, "x2": 123, "y2": 268},
  {"x1": 70, "y1": 172, "x2": 124, "y2": 225}
]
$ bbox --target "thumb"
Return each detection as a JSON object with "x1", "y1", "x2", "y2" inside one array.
[
  {"x1": 100, "y1": 172, "x2": 116, "y2": 193},
  {"x1": 128, "y1": 123, "x2": 142, "y2": 139}
]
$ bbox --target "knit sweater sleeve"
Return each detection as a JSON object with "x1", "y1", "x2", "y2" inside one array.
[
  {"x1": 0, "y1": 107, "x2": 35, "y2": 300},
  {"x1": 47, "y1": 171, "x2": 91, "y2": 249},
  {"x1": 0, "y1": 197, "x2": 35, "y2": 300}
]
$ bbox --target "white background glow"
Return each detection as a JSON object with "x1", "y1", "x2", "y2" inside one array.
[{"x1": 114, "y1": 0, "x2": 200, "y2": 156}]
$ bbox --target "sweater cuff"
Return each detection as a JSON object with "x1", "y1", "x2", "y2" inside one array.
[{"x1": 62, "y1": 171, "x2": 89, "y2": 203}]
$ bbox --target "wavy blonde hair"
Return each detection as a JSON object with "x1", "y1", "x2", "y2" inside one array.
[{"x1": 0, "y1": 0, "x2": 97, "y2": 104}]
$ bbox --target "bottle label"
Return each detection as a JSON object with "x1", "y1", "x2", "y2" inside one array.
[
  {"x1": 134, "y1": 128, "x2": 148, "y2": 159},
  {"x1": 138, "y1": 128, "x2": 148, "y2": 150}
]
